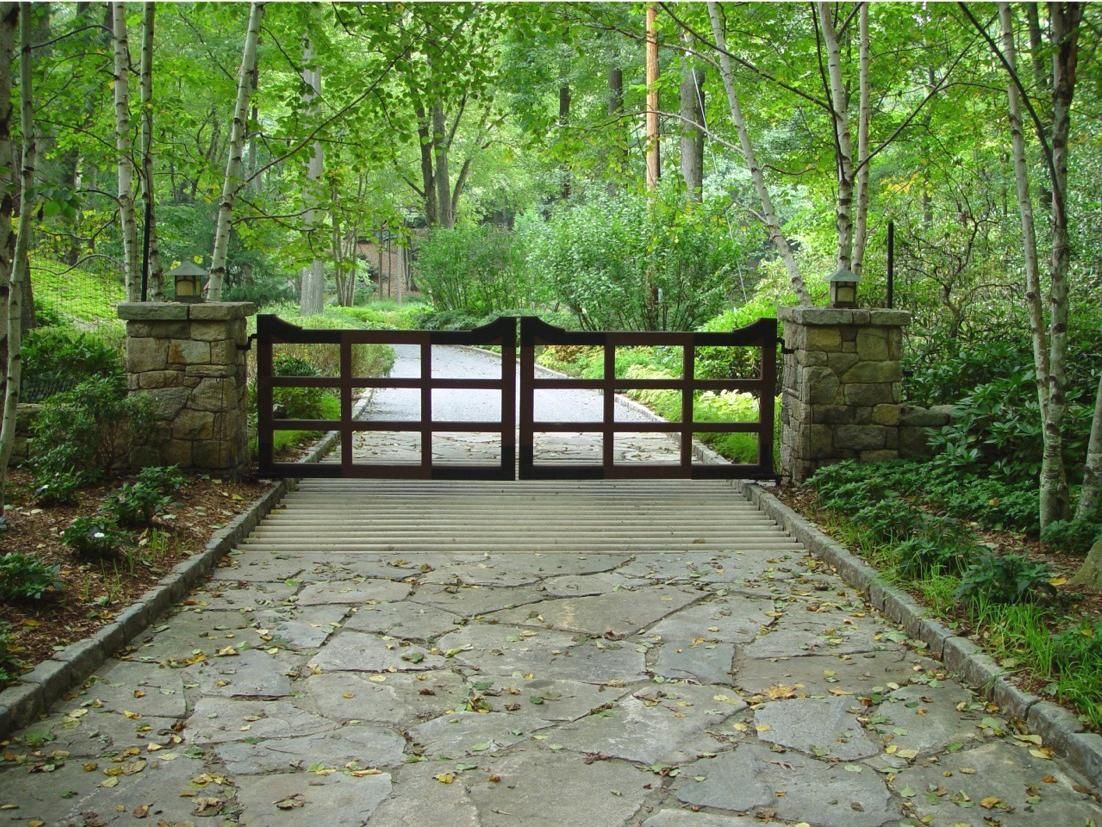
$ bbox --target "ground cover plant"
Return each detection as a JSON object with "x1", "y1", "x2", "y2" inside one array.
[{"x1": 793, "y1": 459, "x2": 1102, "y2": 728}]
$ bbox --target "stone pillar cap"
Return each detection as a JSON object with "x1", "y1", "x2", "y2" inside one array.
[
  {"x1": 118, "y1": 301, "x2": 257, "y2": 322},
  {"x1": 778, "y1": 306, "x2": 910, "y2": 327}
]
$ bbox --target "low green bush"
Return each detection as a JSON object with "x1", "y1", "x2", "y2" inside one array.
[
  {"x1": 61, "y1": 516, "x2": 127, "y2": 559},
  {"x1": 32, "y1": 375, "x2": 154, "y2": 486},
  {"x1": 272, "y1": 354, "x2": 328, "y2": 420},
  {"x1": 955, "y1": 551, "x2": 1055, "y2": 607},
  {"x1": 33, "y1": 470, "x2": 81, "y2": 506},
  {"x1": 105, "y1": 482, "x2": 171, "y2": 528},
  {"x1": 0, "y1": 553, "x2": 62, "y2": 601},
  {"x1": 0, "y1": 622, "x2": 13, "y2": 684},
  {"x1": 1041, "y1": 519, "x2": 1102, "y2": 555},
  {"x1": 21, "y1": 327, "x2": 123, "y2": 402}
]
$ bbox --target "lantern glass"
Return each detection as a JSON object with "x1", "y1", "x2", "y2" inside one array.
[
  {"x1": 827, "y1": 267, "x2": 859, "y2": 309},
  {"x1": 169, "y1": 262, "x2": 207, "y2": 303}
]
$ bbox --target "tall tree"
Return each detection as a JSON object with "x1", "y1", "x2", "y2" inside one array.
[
  {"x1": 299, "y1": 32, "x2": 325, "y2": 315},
  {"x1": 678, "y1": 28, "x2": 704, "y2": 199},
  {"x1": 112, "y1": 1, "x2": 140, "y2": 301},
  {"x1": 139, "y1": 3, "x2": 163, "y2": 300},
  {"x1": 208, "y1": 2, "x2": 264, "y2": 301},
  {"x1": 707, "y1": 1, "x2": 812, "y2": 304},
  {"x1": 0, "y1": 3, "x2": 33, "y2": 519}
]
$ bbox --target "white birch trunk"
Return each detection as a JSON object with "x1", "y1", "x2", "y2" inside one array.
[
  {"x1": 1039, "y1": 2, "x2": 1081, "y2": 526},
  {"x1": 432, "y1": 102, "x2": 453, "y2": 229},
  {"x1": 1077, "y1": 373, "x2": 1102, "y2": 521},
  {"x1": 139, "y1": 3, "x2": 162, "y2": 300},
  {"x1": 818, "y1": 2, "x2": 854, "y2": 271},
  {"x1": 1, "y1": 5, "x2": 33, "y2": 514},
  {"x1": 707, "y1": 1, "x2": 811, "y2": 304},
  {"x1": 851, "y1": 3, "x2": 871, "y2": 275},
  {"x1": 208, "y1": 2, "x2": 264, "y2": 301},
  {"x1": 112, "y1": 1, "x2": 140, "y2": 301},
  {"x1": 999, "y1": 4, "x2": 1051, "y2": 451},
  {"x1": 298, "y1": 34, "x2": 325, "y2": 315}
]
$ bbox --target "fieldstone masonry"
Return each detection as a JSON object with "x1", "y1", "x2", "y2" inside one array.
[
  {"x1": 118, "y1": 302, "x2": 256, "y2": 475},
  {"x1": 780, "y1": 305, "x2": 910, "y2": 482}
]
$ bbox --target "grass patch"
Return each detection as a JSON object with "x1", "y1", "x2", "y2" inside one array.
[
  {"x1": 801, "y1": 460, "x2": 1102, "y2": 729},
  {"x1": 32, "y1": 258, "x2": 125, "y2": 329}
]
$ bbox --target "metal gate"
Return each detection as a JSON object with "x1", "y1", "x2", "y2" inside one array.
[{"x1": 256, "y1": 314, "x2": 776, "y2": 481}]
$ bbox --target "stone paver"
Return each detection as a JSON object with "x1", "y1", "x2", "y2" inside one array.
[{"x1": 1, "y1": 367, "x2": 1100, "y2": 826}]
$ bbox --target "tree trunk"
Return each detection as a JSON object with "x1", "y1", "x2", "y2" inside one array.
[
  {"x1": 1039, "y1": 1, "x2": 1082, "y2": 527},
  {"x1": 299, "y1": 34, "x2": 325, "y2": 315},
  {"x1": 607, "y1": 66, "x2": 627, "y2": 179},
  {"x1": 707, "y1": 1, "x2": 811, "y2": 304},
  {"x1": 645, "y1": 3, "x2": 660, "y2": 192},
  {"x1": 0, "y1": 4, "x2": 33, "y2": 517},
  {"x1": 1071, "y1": 537, "x2": 1102, "y2": 588},
  {"x1": 851, "y1": 3, "x2": 871, "y2": 275},
  {"x1": 208, "y1": 2, "x2": 264, "y2": 300},
  {"x1": 678, "y1": 29, "x2": 704, "y2": 200},
  {"x1": 559, "y1": 81, "x2": 571, "y2": 200},
  {"x1": 999, "y1": 3, "x2": 1051, "y2": 449},
  {"x1": 818, "y1": 2, "x2": 854, "y2": 271},
  {"x1": 112, "y1": 1, "x2": 140, "y2": 301},
  {"x1": 139, "y1": 3, "x2": 163, "y2": 300},
  {"x1": 432, "y1": 102, "x2": 453, "y2": 229},
  {"x1": 1077, "y1": 374, "x2": 1102, "y2": 521}
]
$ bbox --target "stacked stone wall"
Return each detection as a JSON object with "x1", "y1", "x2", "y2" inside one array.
[{"x1": 118, "y1": 302, "x2": 255, "y2": 475}]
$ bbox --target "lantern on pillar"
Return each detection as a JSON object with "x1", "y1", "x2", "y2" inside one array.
[
  {"x1": 828, "y1": 267, "x2": 860, "y2": 309},
  {"x1": 170, "y1": 262, "x2": 207, "y2": 303}
]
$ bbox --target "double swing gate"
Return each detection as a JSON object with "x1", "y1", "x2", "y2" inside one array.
[{"x1": 256, "y1": 314, "x2": 777, "y2": 481}]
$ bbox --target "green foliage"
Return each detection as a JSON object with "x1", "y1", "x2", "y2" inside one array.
[
  {"x1": 61, "y1": 516, "x2": 127, "y2": 560},
  {"x1": 955, "y1": 552, "x2": 1055, "y2": 607},
  {"x1": 521, "y1": 187, "x2": 742, "y2": 331},
  {"x1": 0, "y1": 553, "x2": 62, "y2": 601},
  {"x1": 272, "y1": 354, "x2": 327, "y2": 420},
  {"x1": 32, "y1": 471, "x2": 81, "y2": 506},
  {"x1": 30, "y1": 259, "x2": 125, "y2": 326},
  {"x1": 31, "y1": 376, "x2": 155, "y2": 486},
  {"x1": 105, "y1": 476, "x2": 176, "y2": 528},
  {"x1": 1041, "y1": 519, "x2": 1102, "y2": 556},
  {"x1": 416, "y1": 225, "x2": 533, "y2": 316},
  {"x1": 0, "y1": 622, "x2": 13, "y2": 684},
  {"x1": 22, "y1": 327, "x2": 123, "y2": 402},
  {"x1": 1050, "y1": 620, "x2": 1102, "y2": 674}
]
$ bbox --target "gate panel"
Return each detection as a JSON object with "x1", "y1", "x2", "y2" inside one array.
[
  {"x1": 518, "y1": 316, "x2": 777, "y2": 480},
  {"x1": 257, "y1": 314, "x2": 516, "y2": 479}
]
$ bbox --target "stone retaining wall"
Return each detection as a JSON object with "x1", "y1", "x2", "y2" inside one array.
[{"x1": 118, "y1": 302, "x2": 255, "y2": 475}]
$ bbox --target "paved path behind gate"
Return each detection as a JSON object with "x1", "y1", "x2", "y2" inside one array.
[{"x1": 2, "y1": 477, "x2": 1101, "y2": 826}]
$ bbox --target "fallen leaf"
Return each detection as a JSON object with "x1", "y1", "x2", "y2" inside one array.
[
  {"x1": 133, "y1": 804, "x2": 150, "y2": 818},
  {"x1": 979, "y1": 796, "x2": 1002, "y2": 810},
  {"x1": 193, "y1": 796, "x2": 224, "y2": 816},
  {"x1": 434, "y1": 772, "x2": 456, "y2": 785}
]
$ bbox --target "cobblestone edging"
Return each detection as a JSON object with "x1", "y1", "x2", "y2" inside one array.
[
  {"x1": 741, "y1": 481, "x2": 1102, "y2": 789},
  {"x1": 0, "y1": 479, "x2": 291, "y2": 740}
]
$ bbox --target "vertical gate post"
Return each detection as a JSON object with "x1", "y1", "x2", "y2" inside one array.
[
  {"x1": 779, "y1": 306, "x2": 910, "y2": 483},
  {"x1": 119, "y1": 301, "x2": 256, "y2": 476}
]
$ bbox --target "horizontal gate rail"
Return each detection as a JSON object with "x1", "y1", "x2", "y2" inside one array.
[
  {"x1": 518, "y1": 316, "x2": 777, "y2": 480},
  {"x1": 257, "y1": 314, "x2": 516, "y2": 479}
]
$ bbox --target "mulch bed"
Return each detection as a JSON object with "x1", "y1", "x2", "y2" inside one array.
[{"x1": 0, "y1": 468, "x2": 269, "y2": 682}]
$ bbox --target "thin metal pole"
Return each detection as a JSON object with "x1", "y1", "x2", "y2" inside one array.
[
  {"x1": 140, "y1": 188, "x2": 151, "y2": 301},
  {"x1": 886, "y1": 220, "x2": 895, "y2": 308}
]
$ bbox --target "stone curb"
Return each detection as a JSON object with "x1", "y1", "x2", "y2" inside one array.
[
  {"x1": 0, "y1": 477, "x2": 292, "y2": 740},
  {"x1": 741, "y1": 481, "x2": 1102, "y2": 792}
]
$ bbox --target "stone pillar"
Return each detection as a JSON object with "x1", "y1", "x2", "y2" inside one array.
[
  {"x1": 117, "y1": 302, "x2": 256, "y2": 475},
  {"x1": 779, "y1": 306, "x2": 910, "y2": 483}
]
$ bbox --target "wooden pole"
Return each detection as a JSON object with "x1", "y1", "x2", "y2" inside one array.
[{"x1": 645, "y1": 3, "x2": 660, "y2": 191}]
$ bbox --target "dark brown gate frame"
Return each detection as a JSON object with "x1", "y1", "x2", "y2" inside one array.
[
  {"x1": 256, "y1": 314, "x2": 776, "y2": 480},
  {"x1": 518, "y1": 316, "x2": 777, "y2": 480},
  {"x1": 256, "y1": 314, "x2": 516, "y2": 479}
]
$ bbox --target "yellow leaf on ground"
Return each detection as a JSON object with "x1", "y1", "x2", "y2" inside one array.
[{"x1": 434, "y1": 772, "x2": 456, "y2": 784}]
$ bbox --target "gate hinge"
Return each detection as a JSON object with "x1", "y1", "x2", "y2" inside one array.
[
  {"x1": 778, "y1": 338, "x2": 795, "y2": 355},
  {"x1": 238, "y1": 333, "x2": 258, "y2": 352}
]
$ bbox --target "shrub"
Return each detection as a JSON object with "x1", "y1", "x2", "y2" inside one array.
[
  {"x1": 61, "y1": 516, "x2": 127, "y2": 559},
  {"x1": 416, "y1": 225, "x2": 533, "y2": 316},
  {"x1": 0, "y1": 553, "x2": 62, "y2": 601},
  {"x1": 1050, "y1": 620, "x2": 1102, "y2": 674},
  {"x1": 105, "y1": 483, "x2": 172, "y2": 528},
  {"x1": 893, "y1": 536, "x2": 971, "y2": 579},
  {"x1": 272, "y1": 354, "x2": 327, "y2": 420},
  {"x1": 33, "y1": 470, "x2": 81, "y2": 506},
  {"x1": 135, "y1": 465, "x2": 186, "y2": 494},
  {"x1": 955, "y1": 551, "x2": 1055, "y2": 606},
  {"x1": 1041, "y1": 519, "x2": 1102, "y2": 555},
  {"x1": 0, "y1": 622, "x2": 13, "y2": 683},
  {"x1": 21, "y1": 327, "x2": 123, "y2": 402},
  {"x1": 32, "y1": 375, "x2": 154, "y2": 485}
]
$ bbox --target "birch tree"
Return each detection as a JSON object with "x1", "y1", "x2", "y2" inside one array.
[
  {"x1": 208, "y1": 2, "x2": 264, "y2": 301},
  {"x1": 0, "y1": 4, "x2": 34, "y2": 519},
  {"x1": 850, "y1": 3, "x2": 871, "y2": 276},
  {"x1": 706, "y1": 0, "x2": 812, "y2": 304},
  {"x1": 139, "y1": 3, "x2": 163, "y2": 300},
  {"x1": 1079, "y1": 375, "x2": 1102, "y2": 522},
  {"x1": 678, "y1": 28, "x2": 704, "y2": 200},
  {"x1": 298, "y1": 33, "x2": 325, "y2": 315},
  {"x1": 112, "y1": 1, "x2": 140, "y2": 301}
]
